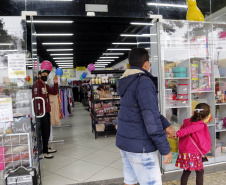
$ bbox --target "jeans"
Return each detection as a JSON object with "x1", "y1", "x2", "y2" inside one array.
[{"x1": 120, "y1": 150, "x2": 162, "y2": 185}]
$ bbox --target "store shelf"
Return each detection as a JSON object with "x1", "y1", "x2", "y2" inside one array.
[
  {"x1": 165, "y1": 106, "x2": 190, "y2": 109},
  {"x1": 92, "y1": 115, "x2": 118, "y2": 118},
  {"x1": 216, "y1": 129, "x2": 226, "y2": 132},
  {"x1": 91, "y1": 99, "x2": 120, "y2": 102},
  {"x1": 165, "y1": 77, "x2": 190, "y2": 80},
  {"x1": 191, "y1": 90, "x2": 214, "y2": 93},
  {"x1": 91, "y1": 70, "x2": 125, "y2": 74},
  {"x1": 208, "y1": 124, "x2": 215, "y2": 127},
  {"x1": 91, "y1": 83, "x2": 116, "y2": 86},
  {"x1": 215, "y1": 77, "x2": 226, "y2": 79},
  {"x1": 215, "y1": 103, "x2": 226, "y2": 106}
]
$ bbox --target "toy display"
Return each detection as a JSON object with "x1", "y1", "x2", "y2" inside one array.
[
  {"x1": 199, "y1": 74, "x2": 211, "y2": 91},
  {"x1": 200, "y1": 59, "x2": 211, "y2": 76}
]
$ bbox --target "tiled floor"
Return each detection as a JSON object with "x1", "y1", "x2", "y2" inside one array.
[{"x1": 41, "y1": 103, "x2": 123, "y2": 185}]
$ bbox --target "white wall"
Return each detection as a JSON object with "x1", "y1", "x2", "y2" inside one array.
[{"x1": 112, "y1": 59, "x2": 129, "y2": 70}]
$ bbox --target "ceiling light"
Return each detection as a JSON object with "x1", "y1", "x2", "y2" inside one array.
[
  {"x1": 138, "y1": 42, "x2": 157, "y2": 44},
  {"x1": 36, "y1": 33, "x2": 73, "y2": 36},
  {"x1": 95, "y1": 62, "x2": 111, "y2": 64},
  {"x1": 55, "y1": 60, "x2": 73, "y2": 62},
  {"x1": 120, "y1": 34, "x2": 156, "y2": 37},
  {"x1": 0, "y1": 43, "x2": 13, "y2": 46},
  {"x1": 103, "y1": 53, "x2": 124, "y2": 55},
  {"x1": 147, "y1": 2, "x2": 187, "y2": 8},
  {"x1": 100, "y1": 57, "x2": 119, "y2": 59},
  {"x1": 97, "y1": 60, "x2": 114, "y2": 62},
  {"x1": 47, "y1": 49, "x2": 73, "y2": 51},
  {"x1": 130, "y1": 22, "x2": 154, "y2": 26},
  {"x1": 42, "y1": 43, "x2": 73, "y2": 45},
  {"x1": 50, "y1": 54, "x2": 73, "y2": 56},
  {"x1": 112, "y1": 43, "x2": 137, "y2": 45},
  {"x1": 26, "y1": 20, "x2": 74, "y2": 23},
  {"x1": 145, "y1": 48, "x2": 150, "y2": 50},
  {"x1": 0, "y1": 50, "x2": 17, "y2": 52},
  {"x1": 107, "y1": 49, "x2": 131, "y2": 51},
  {"x1": 95, "y1": 64, "x2": 108, "y2": 66},
  {"x1": 95, "y1": 66, "x2": 105, "y2": 68},
  {"x1": 32, "y1": 43, "x2": 37, "y2": 45},
  {"x1": 56, "y1": 63, "x2": 73, "y2": 65},
  {"x1": 53, "y1": 57, "x2": 73, "y2": 59},
  {"x1": 58, "y1": 65, "x2": 74, "y2": 67}
]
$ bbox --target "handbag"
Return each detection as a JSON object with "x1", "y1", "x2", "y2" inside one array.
[{"x1": 188, "y1": 135, "x2": 209, "y2": 162}]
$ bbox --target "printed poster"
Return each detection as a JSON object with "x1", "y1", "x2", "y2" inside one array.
[
  {"x1": 63, "y1": 68, "x2": 76, "y2": 78},
  {"x1": 0, "y1": 97, "x2": 13, "y2": 122},
  {"x1": 8, "y1": 54, "x2": 26, "y2": 78}
]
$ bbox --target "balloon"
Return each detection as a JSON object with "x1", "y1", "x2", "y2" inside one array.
[
  {"x1": 88, "y1": 63, "x2": 95, "y2": 72},
  {"x1": 186, "y1": 0, "x2": 204, "y2": 22},
  {"x1": 55, "y1": 68, "x2": 63, "y2": 77},
  {"x1": 25, "y1": 76, "x2": 31, "y2": 82},
  {"x1": 41, "y1": 60, "x2": 52, "y2": 72},
  {"x1": 82, "y1": 73, "x2": 86, "y2": 79},
  {"x1": 28, "y1": 78, "x2": 32, "y2": 83},
  {"x1": 61, "y1": 77, "x2": 66, "y2": 82},
  {"x1": 68, "y1": 79, "x2": 72, "y2": 83},
  {"x1": 80, "y1": 76, "x2": 83, "y2": 80}
]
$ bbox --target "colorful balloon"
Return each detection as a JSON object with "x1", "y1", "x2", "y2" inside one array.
[
  {"x1": 82, "y1": 73, "x2": 87, "y2": 79},
  {"x1": 61, "y1": 77, "x2": 66, "y2": 82},
  {"x1": 56, "y1": 68, "x2": 63, "y2": 77},
  {"x1": 68, "y1": 79, "x2": 72, "y2": 83},
  {"x1": 88, "y1": 63, "x2": 95, "y2": 72},
  {"x1": 25, "y1": 76, "x2": 31, "y2": 82},
  {"x1": 41, "y1": 60, "x2": 52, "y2": 72},
  {"x1": 80, "y1": 76, "x2": 83, "y2": 80}
]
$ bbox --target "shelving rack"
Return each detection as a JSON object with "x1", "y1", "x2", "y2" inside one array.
[
  {"x1": 149, "y1": 20, "x2": 226, "y2": 173},
  {"x1": 90, "y1": 70, "x2": 124, "y2": 139}
]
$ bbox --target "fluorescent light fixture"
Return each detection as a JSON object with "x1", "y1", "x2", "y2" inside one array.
[
  {"x1": 0, "y1": 43, "x2": 13, "y2": 46},
  {"x1": 0, "y1": 50, "x2": 17, "y2": 52},
  {"x1": 32, "y1": 43, "x2": 37, "y2": 45},
  {"x1": 36, "y1": 33, "x2": 73, "y2": 36},
  {"x1": 50, "y1": 54, "x2": 73, "y2": 56},
  {"x1": 107, "y1": 49, "x2": 131, "y2": 51},
  {"x1": 55, "y1": 60, "x2": 73, "y2": 62},
  {"x1": 95, "y1": 66, "x2": 105, "y2": 68},
  {"x1": 147, "y1": 2, "x2": 187, "y2": 8},
  {"x1": 27, "y1": 20, "x2": 74, "y2": 23},
  {"x1": 42, "y1": 43, "x2": 73, "y2": 45},
  {"x1": 112, "y1": 43, "x2": 137, "y2": 45},
  {"x1": 95, "y1": 62, "x2": 111, "y2": 64},
  {"x1": 100, "y1": 57, "x2": 119, "y2": 59},
  {"x1": 53, "y1": 57, "x2": 73, "y2": 59},
  {"x1": 145, "y1": 48, "x2": 150, "y2": 50},
  {"x1": 95, "y1": 64, "x2": 108, "y2": 66},
  {"x1": 47, "y1": 49, "x2": 73, "y2": 51},
  {"x1": 97, "y1": 60, "x2": 114, "y2": 62},
  {"x1": 58, "y1": 65, "x2": 74, "y2": 67},
  {"x1": 56, "y1": 63, "x2": 73, "y2": 65},
  {"x1": 130, "y1": 22, "x2": 154, "y2": 26},
  {"x1": 120, "y1": 34, "x2": 156, "y2": 37},
  {"x1": 103, "y1": 53, "x2": 124, "y2": 55},
  {"x1": 138, "y1": 42, "x2": 157, "y2": 44}
]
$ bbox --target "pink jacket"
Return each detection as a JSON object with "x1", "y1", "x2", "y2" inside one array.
[{"x1": 176, "y1": 118, "x2": 211, "y2": 154}]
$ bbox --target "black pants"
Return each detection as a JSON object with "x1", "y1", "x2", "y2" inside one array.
[
  {"x1": 40, "y1": 113, "x2": 51, "y2": 154},
  {"x1": 181, "y1": 169, "x2": 204, "y2": 185}
]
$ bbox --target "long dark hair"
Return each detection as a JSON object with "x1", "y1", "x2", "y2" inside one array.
[{"x1": 190, "y1": 103, "x2": 210, "y2": 122}]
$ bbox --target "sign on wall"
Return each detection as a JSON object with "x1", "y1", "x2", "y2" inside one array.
[
  {"x1": 63, "y1": 68, "x2": 76, "y2": 78},
  {"x1": 8, "y1": 54, "x2": 26, "y2": 78},
  {"x1": 0, "y1": 97, "x2": 13, "y2": 122},
  {"x1": 76, "y1": 66, "x2": 86, "y2": 71}
]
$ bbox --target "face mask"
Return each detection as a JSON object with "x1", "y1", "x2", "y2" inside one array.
[{"x1": 41, "y1": 76, "x2": 48, "y2": 82}]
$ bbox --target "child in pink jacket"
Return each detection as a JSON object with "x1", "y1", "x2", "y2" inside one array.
[{"x1": 175, "y1": 103, "x2": 211, "y2": 185}]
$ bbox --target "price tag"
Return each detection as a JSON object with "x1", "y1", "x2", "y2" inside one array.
[{"x1": 0, "y1": 97, "x2": 13, "y2": 122}]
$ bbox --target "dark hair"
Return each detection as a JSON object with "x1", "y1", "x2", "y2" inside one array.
[
  {"x1": 128, "y1": 47, "x2": 149, "y2": 67},
  {"x1": 190, "y1": 103, "x2": 210, "y2": 122}
]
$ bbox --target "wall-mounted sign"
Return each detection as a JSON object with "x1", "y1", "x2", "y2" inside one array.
[
  {"x1": 8, "y1": 54, "x2": 26, "y2": 78},
  {"x1": 63, "y1": 68, "x2": 76, "y2": 78},
  {"x1": 76, "y1": 66, "x2": 86, "y2": 71}
]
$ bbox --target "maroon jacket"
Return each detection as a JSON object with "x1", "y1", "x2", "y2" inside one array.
[{"x1": 32, "y1": 79, "x2": 58, "y2": 114}]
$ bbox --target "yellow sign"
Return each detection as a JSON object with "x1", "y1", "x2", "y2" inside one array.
[
  {"x1": 76, "y1": 66, "x2": 86, "y2": 71},
  {"x1": 62, "y1": 69, "x2": 76, "y2": 78}
]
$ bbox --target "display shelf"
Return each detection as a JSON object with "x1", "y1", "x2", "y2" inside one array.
[
  {"x1": 216, "y1": 129, "x2": 226, "y2": 132},
  {"x1": 91, "y1": 83, "x2": 116, "y2": 86},
  {"x1": 215, "y1": 103, "x2": 226, "y2": 105},
  {"x1": 208, "y1": 124, "x2": 216, "y2": 127},
  {"x1": 191, "y1": 90, "x2": 214, "y2": 93},
  {"x1": 165, "y1": 106, "x2": 190, "y2": 109},
  {"x1": 165, "y1": 77, "x2": 190, "y2": 80},
  {"x1": 215, "y1": 77, "x2": 226, "y2": 79},
  {"x1": 91, "y1": 99, "x2": 120, "y2": 102}
]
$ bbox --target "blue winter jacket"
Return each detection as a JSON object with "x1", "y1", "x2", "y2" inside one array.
[{"x1": 116, "y1": 66, "x2": 171, "y2": 155}]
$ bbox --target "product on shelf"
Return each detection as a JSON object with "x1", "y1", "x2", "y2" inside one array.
[
  {"x1": 173, "y1": 67, "x2": 187, "y2": 78},
  {"x1": 200, "y1": 59, "x2": 211, "y2": 76},
  {"x1": 177, "y1": 94, "x2": 188, "y2": 99},
  {"x1": 191, "y1": 63, "x2": 199, "y2": 77},
  {"x1": 177, "y1": 84, "x2": 188, "y2": 94},
  {"x1": 96, "y1": 124, "x2": 105, "y2": 132},
  {"x1": 191, "y1": 77, "x2": 199, "y2": 91},
  {"x1": 199, "y1": 74, "x2": 211, "y2": 91},
  {"x1": 176, "y1": 99, "x2": 189, "y2": 106}
]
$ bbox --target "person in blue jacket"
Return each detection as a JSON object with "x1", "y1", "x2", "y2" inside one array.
[{"x1": 116, "y1": 47, "x2": 175, "y2": 185}]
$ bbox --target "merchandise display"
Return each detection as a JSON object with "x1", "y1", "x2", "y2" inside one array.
[
  {"x1": 90, "y1": 70, "x2": 124, "y2": 139},
  {"x1": 151, "y1": 20, "x2": 226, "y2": 172}
]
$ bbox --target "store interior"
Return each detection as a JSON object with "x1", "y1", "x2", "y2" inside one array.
[{"x1": 1, "y1": 14, "x2": 226, "y2": 185}]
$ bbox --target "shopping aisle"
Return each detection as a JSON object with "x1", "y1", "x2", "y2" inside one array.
[{"x1": 41, "y1": 102, "x2": 123, "y2": 185}]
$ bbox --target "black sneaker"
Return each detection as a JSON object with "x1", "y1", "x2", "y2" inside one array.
[{"x1": 48, "y1": 148, "x2": 57, "y2": 153}]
